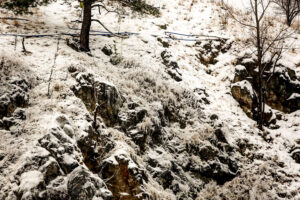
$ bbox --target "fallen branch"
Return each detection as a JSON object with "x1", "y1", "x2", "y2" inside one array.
[{"x1": 0, "y1": 17, "x2": 30, "y2": 21}]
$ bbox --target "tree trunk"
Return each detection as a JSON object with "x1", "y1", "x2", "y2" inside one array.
[
  {"x1": 80, "y1": 0, "x2": 92, "y2": 52},
  {"x1": 287, "y1": 17, "x2": 292, "y2": 26},
  {"x1": 254, "y1": 0, "x2": 263, "y2": 130}
]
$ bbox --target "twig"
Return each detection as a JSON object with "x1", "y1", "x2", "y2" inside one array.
[
  {"x1": 92, "y1": 3, "x2": 120, "y2": 15},
  {"x1": 91, "y1": 19, "x2": 129, "y2": 39}
]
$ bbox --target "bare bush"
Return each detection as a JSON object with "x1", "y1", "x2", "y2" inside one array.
[
  {"x1": 273, "y1": 0, "x2": 300, "y2": 26},
  {"x1": 222, "y1": 0, "x2": 296, "y2": 129}
]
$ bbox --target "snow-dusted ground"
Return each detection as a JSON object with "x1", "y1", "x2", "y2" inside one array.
[{"x1": 0, "y1": 0, "x2": 300, "y2": 199}]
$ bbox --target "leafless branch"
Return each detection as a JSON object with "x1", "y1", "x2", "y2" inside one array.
[
  {"x1": 92, "y1": 3, "x2": 120, "y2": 15},
  {"x1": 91, "y1": 19, "x2": 129, "y2": 38}
]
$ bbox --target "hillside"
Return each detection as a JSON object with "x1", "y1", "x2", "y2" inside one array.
[{"x1": 0, "y1": 0, "x2": 300, "y2": 199}]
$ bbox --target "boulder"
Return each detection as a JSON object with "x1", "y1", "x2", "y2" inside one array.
[
  {"x1": 232, "y1": 80, "x2": 274, "y2": 124},
  {"x1": 291, "y1": 149, "x2": 300, "y2": 164},
  {"x1": 0, "y1": 80, "x2": 29, "y2": 119},
  {"x1": 102, "y1": 44, "x2": 113, "y2": 56},
  {"x1": 68, "y1": 166, "x2": 112, "y2": 200},
  {"x1": 161, "y1": 50, "x2": 182, "y2": 82},
  {"x1": 158, "y1": 170, "x2": 174, "y2": 189},
  {"x1": 214, "y1": 129, "x2": 227, "y2": 143},
  {"x1": 233, "y1": 65, "x2": 249, "y2": 83},
  {"x1": 44, "y1": 176, "x2": 68, "y2": 200},
  {"x1": 127, "y1": 129, "x2": 147, "y2": 149},
  {"x1": 15, "y1": 147, "x2": 62, "y2": 200},
  {"x1": 194, "y1": 88, "x2": 210, "y2": 105},
  {"x1": 186, "y1": 140, "x2": 238, "y2": 184},
  {"x1": 38, "y1": 127, "x2": 80, "y2": 174},
  {"x1": 210, "y1": 114, "x2": 219, "y2": 121},
  {"x1": 110, "y1": 56, "x2": 122, "y2": 66},
  {"x1": 157, "y1": 38, "x2": 170, "y2": 48},
  {"x1": 235, "y1": 55, "x2": 300, "y2": 114},
  {"x1": 18, "y1": 170, "x2": 45, "y2": 200},
  {"x1": 15, "y1": 124, "x2": 112, "y2": 200},
  {"x1": 195, "y1": 39, "x2": 232, "y2": 65},
  {"x1": 266, "y1": 70, "x2": 300, "y2": 113},
  {"x1": 119, "y1": 107, "x2": 147, "y2": 131},
  {"x1": 0, "y1": 108, "x2": 27, "y2": 131},
  {"x1": 231, "y1": 80, "x2": 258, "y2": 119},
  {"x1": 199, "y1": 160, "x2": 237, "y2": 184}
]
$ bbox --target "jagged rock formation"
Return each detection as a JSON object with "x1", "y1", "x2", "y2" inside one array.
[
  {"x1": 71, "y1": 72, "x2": 123, "y2": 127},
  {"x1": 0, "y1": 80, "x2": 29, "y2": 120},
  {"x1": 10, "y1": 118, "x2": 113, "y2": 200},
  {"x1": 0, "y1": 56, "x2": 35, "y2": 132},
  {"x1": 1, "y1": 0, "x2": 300, "y2": 199},
  {"x1": 231, "y1": 80, "x2": 258, "y2": 119},
  {"x1": 196, "y1": 39, "x2": 232, "y2": 66},
  {"x1": 233, "y1": 55, "x2": 300, "y2": 114},
  {"x1": 161, "y1": 50, "x2": 183, "y2": 82},
  {"x1": 66, "y1": 70, "x2": 241, "y2": 199},
  {"x1": 231, "y1": 79, "x2": 273, "y2": 123}
]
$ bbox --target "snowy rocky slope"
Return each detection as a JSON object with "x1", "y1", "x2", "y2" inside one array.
[{"x1": 0, "y1": 0, "x2": 300, "y2": 199}]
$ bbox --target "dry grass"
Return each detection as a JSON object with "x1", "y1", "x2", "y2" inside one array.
[
  {"x1": 291, "y1": 18, "x2": 300, "y2": 33},
  {"x1": 1, "y1": 17, "x2": 8, "y2": 24},
  {"x1": 13, "y1": 19, "x2": 20, "y2": 27}
]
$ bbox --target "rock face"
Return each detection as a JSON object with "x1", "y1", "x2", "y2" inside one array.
[
  {"x1": 142, "y1": 125, "x2": 240, "y2": 199},
  {"x1": 74, "y1": 114, "x2": 147, "y2": 200},
  {"x1": 161, "y1": 50, "x2": 183, "y2": 82},
  {"x1": 0, "y1": 67, "x2": 243, "y2": 200},
  {"x1": 231, "y1": 80, "x2": 258, "y2": 119},
  {"x1": 195, "y1": 39, "x2": 232, "y2": 66},
  {"x1": 102, "y1": 151, "x2": 148, "y2": 200},
  {"x1": 68, "y1": 166, "x2": 112, "y2": 200},
  {"x1": 233, "y1": 56, "x2": 300, "y2": 114},
  {"x1": 0, "y1": 108, "x2": 27, "y2": 133},
  {"x1": 185, "y1": 138, "x2": 238, "y2": 185},
  {"x1": 38, "y1": 127, "x2": 81, "y2": 174},
  {"x1": 0, "y1": 80, "x2": 29, "y2": 119},
  {"x1": 13, "y1": 119, "x2": 112, "y2": 200},
  {"x1": 71, "y1": 73, "x2": 123, "y2": 126},
  {"x1": 76, "y1": 122, "x2": 115, "y2": 173},
  {"x1": 266, "y1": 71, "x2": 300, "y2": 113},
  {"x1": 0, "y1": 78, "x2": 29, "y2": 133},
  {"x1": 69, "y1": 71, "x2": 240, "y2": 199},
  {"x1": 231, "y1": 80, "x2": 274, "y2": 124}
]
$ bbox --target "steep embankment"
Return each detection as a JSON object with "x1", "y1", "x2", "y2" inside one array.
[{"x1": 0, "y1": 0, "x2": 300, "y2": 199}]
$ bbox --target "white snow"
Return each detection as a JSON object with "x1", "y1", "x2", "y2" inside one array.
[
  {"x1": 0, "y1": 0, "x2": 300, "y2": 198},
  {"x1": 288, "y1": 93, "x2": 300, "y2": 100},
  {"x1": 19, "y1": 170, "x2": 43, "y2": 197},
  {"x1": 232, "y1": 80, "x2": 255, "y2": 97}
]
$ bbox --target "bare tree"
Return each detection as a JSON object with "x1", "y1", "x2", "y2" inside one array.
[
  {"x1": 273, "y1": 0, "x2": 300, "y2": 26},
  {"x1": 222, "y1": 0, "x2": 294, "y2": 129}
]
